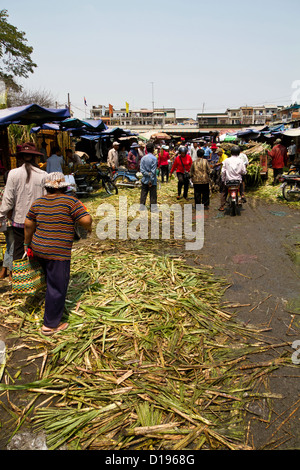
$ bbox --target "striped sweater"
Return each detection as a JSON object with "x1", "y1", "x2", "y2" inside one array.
[{"x1": 26, "y1": 194, "x2": 89, "y2": 261}]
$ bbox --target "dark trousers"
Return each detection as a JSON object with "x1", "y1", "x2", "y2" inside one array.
[
  {"x1": 193, "y1": 183, "x2": 210, "y2": 207},
  {"x1": 220, "y1": 185, "x2": 228, "y2": 207},
  {"x1": 140, "y1": 183, "x2": 157, "y2": 206},
  {"x1": 273, "y1": 168, "x2": 283, "y2": 184},
  {"x1": 38, "y1": 257, "x2": 71, "y2": 328},
  {"x1": 12, "y1": 227, "x2": 25, "y2": 261},
  {"x1": 177, "y1": 172, "x2": 189, "y2": 198},
  {"x1": 160, "y1": 165, "x2": 169, "y2": 182}
]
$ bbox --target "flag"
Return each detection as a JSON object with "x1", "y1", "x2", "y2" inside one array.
[
  {"x1": 109, "y1": 104, "x2": 113, "y2": 116},
  {"x1": 84, "y1": 97, "x2": 87, "y2": 106},
  {"x1": 125, "y1": 102, "x2": 129, "y2": 114}
]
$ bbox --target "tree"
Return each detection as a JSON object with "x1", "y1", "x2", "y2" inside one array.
[
  {"x1": 0, "y1": 9, "x2": 37, "y2": 92},
  {"x1": 8, "y1": 88, "x2": 56, "y2": 108}
]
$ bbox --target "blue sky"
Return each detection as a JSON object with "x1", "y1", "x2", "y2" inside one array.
[{"x1": 4, "y1": 0, "x2": 300, "y2": 119}]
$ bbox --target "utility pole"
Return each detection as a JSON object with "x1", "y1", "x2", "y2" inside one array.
[
  {"x1": 150, "y1": 82, "x2": 154, "y2": 126},
  {"x1": 67, "y1": 93, "x2": 71, "y2": 116}
]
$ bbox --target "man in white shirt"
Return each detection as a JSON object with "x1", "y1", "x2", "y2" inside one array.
[
  {"x1": 46, "y1": 146, "x2": 64, "y2": 173},
  {"x1": 219, "y1": 146, "x2": 247, "y2": 210},
  {"x1": 239, "y1": 151, "x2": 249, "y2": 202},
  {"x1": 190, "y1": 142, "x2": 199, "y2": 162},
  {"x1": 287, "y1": 140, "x2": 297, "y2": 164},
  {"x1": 107, "y1": 141, "x2": 119, "y2": 170}
]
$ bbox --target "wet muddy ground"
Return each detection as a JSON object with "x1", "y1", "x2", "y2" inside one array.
[
  {"x1": 0, "y1": 190, "x2": 299, "y2": 450},
  {"x1": 188, "y1": 194, "x2": 300, "y2": 449}
]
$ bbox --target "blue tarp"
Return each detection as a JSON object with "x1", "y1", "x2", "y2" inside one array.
[
  {"x1": 30, "y1": 123, "x2": 60, "y2": 133},
  {"x1": 100, "y1": 127, "x2": 138, "y2": 136},
  {"x1": 260, "y1": 124, "x2": 285, "y2": 134},
  {"x1": 30, "y1": 117, "x2": 108, "y2": 135},
  {"x1": 80, "y1": 134, "x2": 103, "y2": 141},
  {"x1": 237, "y1": 128, "x2": 260, "y2": 137},
  {"x1": 0, "y1": 104, "x2": 70, "y2": 126}
]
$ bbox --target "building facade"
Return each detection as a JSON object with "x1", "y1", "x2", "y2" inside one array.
[
  {"x1": 197, "y1": 105, "x2": 284, "y2": 127},
  {"x1": 90, "y1": 105, "x2": 176, "y2": 127}
]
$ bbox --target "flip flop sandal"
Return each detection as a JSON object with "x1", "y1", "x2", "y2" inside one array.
[
  {"x1": 218, "y1": 206, "x2": 225, "y2": 211},
  {"x1": 41, "y1": 322, "x2": 69, "y2": 336}
]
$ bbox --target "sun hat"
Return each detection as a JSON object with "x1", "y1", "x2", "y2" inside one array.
[
  {"x1": 211, "y1": 143, "x2": 218, "y2": 150},
  {"x1": 44, "y1": 172, "x2": 69, "y2": 189},
  {"x1": 130, "y1": 142, "x2": 140, "y2": 148},
  {"x1": 17, "y1": 142, "x2": 44, "y2": 157}
]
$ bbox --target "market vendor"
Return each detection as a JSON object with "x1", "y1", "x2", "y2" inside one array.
[
  {"x1": 107, "y1": 141, "x2": 119, "y2": 170},
  {"x1": 65, "y1": 148, "x2": 83, "y2": 167},
  {"x1": 268, "y1": 139, "x2": 288, "y2": 184},
  {"x1": 127, "y1": 143, "x2": 141, "y2": 170}
]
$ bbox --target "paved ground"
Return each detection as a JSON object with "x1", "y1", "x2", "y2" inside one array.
[{"x1": 186, "y1": 193, "x2": 300, "y2": 449}]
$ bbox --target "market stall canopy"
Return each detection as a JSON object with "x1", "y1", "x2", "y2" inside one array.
[
  {"x1": 100, "y1": 127, "x2": 138, "y2": 137},
  {"x1": 151, "y1": 132, "x2": 171, "y2": 140},
  {"x1": 282, "y1": 128, "x2": 300, "y2": 137},
  {"x1": 236, "y1": 128, "x2": 260, "y2": 138},
  {"x1": 0, "y1": 104, "x2": 70, "y2": 126},
  {"x1": 79, "y1": 126, "x2": 137, "y2": 142},
  {"x1": 82, "y1": 119, "x2": 107, "y2": 132},
  {"x1": 30, "y1": 123, "x2": 61, "y2": 133},
  {"x1": 224, "y1": 135, "x2": 238, "y2": 142},
  {"x1": 60, "y1": 118, "x2": 107, "y2": 133}
]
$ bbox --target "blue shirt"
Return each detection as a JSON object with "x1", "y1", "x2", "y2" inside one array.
[
  {"x1": 140, "y1": 153, "x2": 157, "y2": 186},
  {"x1": 46, "y1": 154, "x2": 64, "y2": 173},
  {"x1": 203, "y1": 147, "x2": 212, "y2": 158},
  {"x1": 210, "y1": 152, "x2": 219, "y2": 164}
]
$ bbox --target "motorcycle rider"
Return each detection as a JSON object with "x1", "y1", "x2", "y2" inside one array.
[{"x1": 219, "y1": 146, "x2": 247, "y2": 211}]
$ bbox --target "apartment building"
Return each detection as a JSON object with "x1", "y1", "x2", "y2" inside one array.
[
  {"x1": 197, "y1": 105, "x2": 283, "y2": 127},
  {"x1": 90, "y1": 105, "x2": 176, "y2": 126}
]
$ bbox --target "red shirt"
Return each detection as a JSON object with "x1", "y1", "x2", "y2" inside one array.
[
  {"x1": 158, "y1": 150, "x2": 169, "y2": 167},
  {"x1": 268, "y1": 144, "x2": 287, "y2": 169},
  {"x1": 170, "y1": 154, "x2": 192, "y2": 174}
]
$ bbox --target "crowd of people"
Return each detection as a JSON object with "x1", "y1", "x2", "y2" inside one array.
[
  {"x1": 104, "y1": 137, "x2": 250, "y2": 212},
  {"x1": 105, "y1": 136, "x2": 298, "y2": 212}
]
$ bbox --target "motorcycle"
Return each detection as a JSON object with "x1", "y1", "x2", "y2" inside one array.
[
  {"x1": 73, "y1": 173, "x2": 94, "y2": 198},
  {"x1": 279, "y1": 167, "x2": 300, "y2": 202},
  {"x1": 112, "y1": 167, "x2": 141, "y2": 188},
  {"x1": 225, "y1": 180, "x2": 241, "y2": 216},
  {"x1": 92, "y1": 164, "x2": 118, "y2": 195}
]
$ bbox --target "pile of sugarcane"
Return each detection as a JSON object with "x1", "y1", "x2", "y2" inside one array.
[
  {"x1": 0, "y1": 244, "x2": 291, "y2": 451},
  {"x1": 243, "y1": 142, "x2": 271, "y2": 161}
]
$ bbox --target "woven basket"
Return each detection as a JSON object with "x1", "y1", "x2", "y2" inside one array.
[{"x1": 12, "y1": 258, "x2": 46, "y2": 295}]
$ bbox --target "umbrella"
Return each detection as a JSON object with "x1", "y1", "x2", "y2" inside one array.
[{"x1": 151, "y1": 132, "x2": 171, "y2": 140}]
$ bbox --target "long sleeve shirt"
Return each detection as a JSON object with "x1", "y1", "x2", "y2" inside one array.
[
  {"x1": 190, "y1": 158, "x2": 211, "y2": 184},
  {"x1": 221, "y1": 156, "x2": 247, "y2": 183},
  {"x1": 268, "y1": 144, "x2": 288, "y2": 169},
  {"x1": 140, "y1": 153, "x2": 157, "y2": 186},
  {"x1": 190, "y1": 146, "x2": 198, "y2": 162},
  {"x1": 0, "y1": 164, "x2": 47, "y2": 226},
  {"x1": 107, "y1": 148, "x2": 119, "y2": 168},
  {"x1": 170, "y1": 154, "x2": 192, "y2": 175}
]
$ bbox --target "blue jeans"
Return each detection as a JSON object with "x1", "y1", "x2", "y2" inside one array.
[{"x1": 3, "y1": 227, "x2": 14, "y2": 272}]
